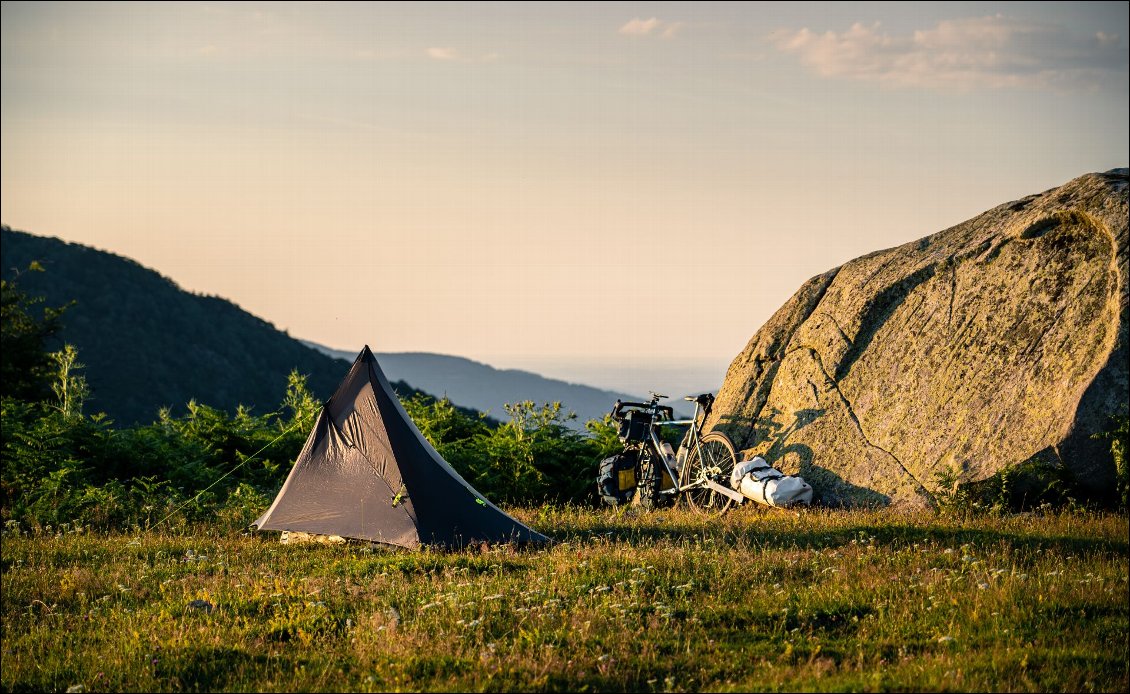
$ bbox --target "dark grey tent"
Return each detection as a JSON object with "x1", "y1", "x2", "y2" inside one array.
[{"x1": 253, "y1": 346, "x2": 549, "y2": 549}]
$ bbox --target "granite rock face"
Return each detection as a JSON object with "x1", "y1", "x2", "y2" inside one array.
[{"x1": 707, "y1": 170, "x2": 1129, "y2": 509}]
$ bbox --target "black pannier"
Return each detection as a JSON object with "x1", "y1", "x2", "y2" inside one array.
[
  {"x1": 617, "y1": 410, "x2": 653, "y2": 443},
  {"x1": 597, "y1": 451, "x2": 638, "y2": 506}
]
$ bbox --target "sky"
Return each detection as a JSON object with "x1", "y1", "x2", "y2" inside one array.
[{"x1": 2, "y1": 2, "x2": 1127, "y2": 397}]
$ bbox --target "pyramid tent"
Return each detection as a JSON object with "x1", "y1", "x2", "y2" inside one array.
[{"x1": 253, "y1": 346, "x2": 550, "y2": 548}]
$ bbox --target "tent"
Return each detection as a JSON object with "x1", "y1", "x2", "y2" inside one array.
[{"x1": 252, "y1": 346, "x2": 549, "y2": 548}]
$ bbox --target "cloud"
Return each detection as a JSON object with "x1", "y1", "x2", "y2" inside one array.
[
  {"x1": 619, "y1": 17, "x2": 682, "y2": 39},
  {"x1": 426, "y1": 47, "x2": 499, "y2": 63},
  {"x1": 620, "y1": 17, "x2": 660, "y2": 36},
  {"x1": 427, "y1": 47, "x2": 459, "y2": 61},
  {"x1": 772, "y1": 15, "x2": 1128, "y2": 92}
]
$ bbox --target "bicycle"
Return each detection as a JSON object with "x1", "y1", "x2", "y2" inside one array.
[{"x1": 598, "y1": 392, "x2": 741, "y2": 514}]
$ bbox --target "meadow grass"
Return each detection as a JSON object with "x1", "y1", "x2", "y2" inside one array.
[{"x1": 1, "y1": 506, "x2": 1127, "y2": 692}]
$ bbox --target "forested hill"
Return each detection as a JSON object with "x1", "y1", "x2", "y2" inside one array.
[{"x1": 0, "y1": 226, "x2": 429, "y2": 425}]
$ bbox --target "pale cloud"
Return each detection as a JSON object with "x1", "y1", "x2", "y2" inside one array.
[
  {"x1": 426, "y1": 47, "x2": 499, "y2": 63},
  {"x1": 427, "y1": 46, "x2": 458, "y2": 61},
  {"x1": 620, "y1": 17, "x2": 681, "y2": 39},
  {"x1": 662, "y1": 22, "x2": 684, "y2": 39},
  {"x1": 620, "y1": 17, "x2": 660, "y2": 36},
  {"x1": 772, "y1": 15, "x2": 1128, "y2": 92}
]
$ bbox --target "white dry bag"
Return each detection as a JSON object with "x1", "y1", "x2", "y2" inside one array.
[{"x1": 729, "y1": 456, "x2": 813, "y2": 508}]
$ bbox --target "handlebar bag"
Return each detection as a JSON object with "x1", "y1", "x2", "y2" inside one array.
[{"x1": 617, "y1": 410, "x2": 653, "y2": 443}]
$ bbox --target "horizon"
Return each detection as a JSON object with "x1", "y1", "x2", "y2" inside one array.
[
  {"x1": 3, "y1": 2, "x2": 1127, "y2": 391},
  {"x1": 309, "y1": 336, "x2": 727, "y2": 399}
]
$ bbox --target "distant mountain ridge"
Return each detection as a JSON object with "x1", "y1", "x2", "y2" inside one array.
[
  {"x1": 303, "y1": 341, "x2": 640, "y2": 425},
  {"x1": 0, "y1": 227, "x2": 431, "y2": 424}
]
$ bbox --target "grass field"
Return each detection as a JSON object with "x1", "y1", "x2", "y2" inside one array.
[{"x1": 2, "y1": 506, "x2": 1127, "y2": 692}]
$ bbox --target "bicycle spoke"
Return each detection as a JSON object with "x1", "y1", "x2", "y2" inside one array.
[{"x1": 683, "y1": 432, "x2": 737, "y2": 516}]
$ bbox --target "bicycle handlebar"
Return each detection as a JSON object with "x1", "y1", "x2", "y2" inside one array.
[{"x1": 609, "y1": 399, "x2": 674, "y2": 422}]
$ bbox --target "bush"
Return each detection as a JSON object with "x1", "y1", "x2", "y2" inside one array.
[
  {"x1": 2, "y1": 362, "x2": 623, "y2": 529},
  {"x1": 1093, "y1": 412, "x2": 1129, "y2": 509},
  {"x1": 1, "y1": 366, "x2": 323, "y2": 530},
  {"x1": 399, "y1": 395, "x2": 619, "y2": 506}
]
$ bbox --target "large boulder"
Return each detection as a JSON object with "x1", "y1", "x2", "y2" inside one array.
[{"x1": 708, "y1": 169, "x2": 1128, "y2": 509}]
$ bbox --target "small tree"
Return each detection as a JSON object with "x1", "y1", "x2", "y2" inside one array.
[{"x1": 1, "y1": 264, "x2": 69, "y2": 402}]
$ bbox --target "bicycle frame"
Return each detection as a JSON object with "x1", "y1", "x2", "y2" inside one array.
[{"x1": 648, "y1": 401, "x2": 712, "y2": 497}]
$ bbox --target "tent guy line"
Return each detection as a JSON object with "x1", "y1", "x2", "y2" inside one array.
[{"x1": 152, "y1": 418, "x2": 304, "y2": 530}]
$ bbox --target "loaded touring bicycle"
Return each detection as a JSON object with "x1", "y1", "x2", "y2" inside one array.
[{"x1": 597, "y1": 392, "x2": 744, "y2": 514}]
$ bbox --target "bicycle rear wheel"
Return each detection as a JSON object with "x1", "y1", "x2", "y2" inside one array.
[{"x1": 681, "y1": 432, "x2": 738, "y2": 515}]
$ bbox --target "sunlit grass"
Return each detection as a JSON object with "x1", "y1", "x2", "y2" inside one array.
[{"x1": 2, "y1": 506, "x2": 1127, "y2": 692}]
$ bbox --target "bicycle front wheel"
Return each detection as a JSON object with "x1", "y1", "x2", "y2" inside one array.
[{"x1": 681, "y1": 432, "x2": 738, "y2": 515}]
